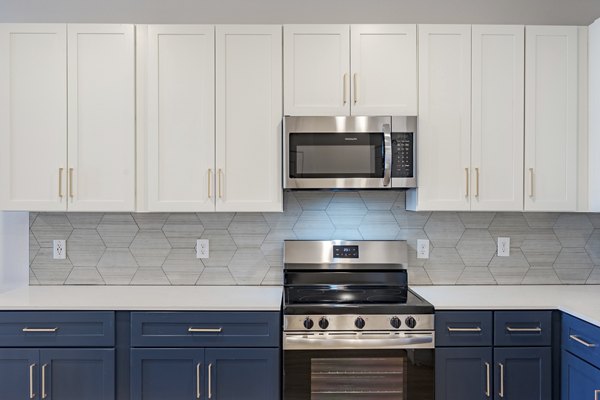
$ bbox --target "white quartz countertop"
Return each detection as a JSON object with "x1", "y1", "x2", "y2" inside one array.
[
  {"x1": 0, "y1": 285, "x2": 283, "y2": 311},
  {"x1": 412, "y1": 285, "x2": 600, "y2": 327}
]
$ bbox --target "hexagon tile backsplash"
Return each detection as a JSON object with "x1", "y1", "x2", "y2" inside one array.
[{"x1": 29, "y1": 191, "x2": 600, "y2": 286}]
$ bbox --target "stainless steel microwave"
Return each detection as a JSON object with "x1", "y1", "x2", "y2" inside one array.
[{"x1": 284, "y1": 116, "x2": 417, "y2": 189}]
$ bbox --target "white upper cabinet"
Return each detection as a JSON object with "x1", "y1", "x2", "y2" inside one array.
[
  {"x1": 409, "y1": 25, "x2": 472, "y2": 211},
  {"x1": 0, "y1": 24, "x2": 68, "y2": 211},
  {"x1": 350, "y1": 24, "x2": 417, "y2": 115},
  {"x1": 524, "y1": 26, "x2": 579, "y2": 211},
  {"x1": 284, "y1": 25, "x2": 350, "y2": 116},
  {"x1": 471, "y1": 25, "x2": 524, "y2": 211},
  {"x1": 67, "y1": 24, "x2": 136, "y2": 212},
  {"x1": 216, "y1": 25, "x2": 283, "y2": 212},
  {"x1": 143, "y1": 25, "x2": 215, "y2": 212}
]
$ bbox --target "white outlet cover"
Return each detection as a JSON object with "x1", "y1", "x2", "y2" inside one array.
[
  {"x1": 416, "y1": 239, "x2": 430, "y2": 259},
  {"x1": 196, "y1": 239, "x2": 209, "y2": 259},
  {"x1": 498, "y1": 237, "x2": 510, "y2": 257},
  {"x1": 53, "y1": 240, "x2": 66, "y2": 260}
]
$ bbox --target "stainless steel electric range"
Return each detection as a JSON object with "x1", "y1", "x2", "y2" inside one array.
[{"x1": 283, "y1": 240, "x2": 435, "y2": 400}]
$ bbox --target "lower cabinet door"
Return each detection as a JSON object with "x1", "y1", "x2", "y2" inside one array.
[
  {"x1": 562, "y1": 350, "x2": 600, "y2": 400},
  {"x1": 435, "y1": 347, "x2": 493, "y2": 400},
  {"x1": 0, "y1": 349, "x2": 39, "y2": 399},
  {"x1": 131, "y1": 348, "x2": 205, "y2": 400},
  {"x1": 493, "y1": 347, "x2": 551, "y2": 400},
  {"x1": 40, "y1": 349, "x2": 115, "y2": 400},
  {"x1": 205, "y1": 348, "x2": 279, "y2": 400}
]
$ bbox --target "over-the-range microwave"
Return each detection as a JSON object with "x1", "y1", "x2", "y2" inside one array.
[{"x1": 283, "y1": 116, "x2": 417, "y2": 189}]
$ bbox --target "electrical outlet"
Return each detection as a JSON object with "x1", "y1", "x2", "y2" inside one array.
[
  {"x1": 196, "y1": 239, "x2": 209, "y2": 259},
  {"x1": 53, "y1": 240, "x2": 66, "y2": 260},
  {"x1": 417, "y1": 239, "x2": 430, "y2": 259},
  {"x1": 498, "y1": 237, "x2": 510, "y2": 257}
]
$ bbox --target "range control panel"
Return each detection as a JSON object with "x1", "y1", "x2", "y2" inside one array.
[
  {"x1": 391, "y1": 132, "x2": 414, "y2": 178},
  {"x1": 333, "y1": 245, "x2": 359, "y2": 259}
]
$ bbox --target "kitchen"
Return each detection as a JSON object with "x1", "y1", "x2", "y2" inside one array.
[{"x1": 1, "y1": 0, "x2": 600, "y2": 399}]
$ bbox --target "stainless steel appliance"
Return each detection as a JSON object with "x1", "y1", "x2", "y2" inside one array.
[
  {"x1": 283, "y1": 240, "x2": 435, "y2": 400},
  {"x1": 284, "y1": 116, "x2": 417, "y2": 189}
]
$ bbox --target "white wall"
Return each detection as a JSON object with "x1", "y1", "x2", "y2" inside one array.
[
  {"x1": 590, "y1": 19, "x2": 600, "y2": 211},
  {"x1": 0, "y1": 0, "x2": 599, "y2": 25},
  {"x1": 0, "y1": 212, "x2": 29, "y2": 288}
]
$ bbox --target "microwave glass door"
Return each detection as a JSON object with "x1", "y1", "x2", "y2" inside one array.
[{"x1": 288, "y1": 132, "x2": 384, "y2": 179}]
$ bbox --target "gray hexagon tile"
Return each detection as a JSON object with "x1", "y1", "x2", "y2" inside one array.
[
  {"x1": 130, "y1": 230, "x2": 172, "y2": 267},
  {"x1": 65, "y1": 267, "x2": 105, "y2": 285},
  {"x1": 196, "y1": 212, "x2": 234, "y2": 229},
  {"x1": 133, "y1": 213, "x2": 169, "y2": 229},
  {"x1": 359, "y1": 211, "x2": 400, "y2": 240},
  {"x1": 407, "y1": 266, "x2": 432, "y2": 285},
  {"x1": 228, "y1": 213, "x2": 269, "y2": 248},
  {"x1": 97, "y1": 214, "x2": 139, "y2": 248},
  {"x1": 553, "y1": 248, "x2": 594, "y2": 284},
  {"x1": 553, "y1": 213, "x2": 594, "y2": 247},
  {"x1": 424, "y1": 212, "x2": 465, "y2": 247},
  {"x1": 162, "y1": 249, "x2": 204, "y2": 285},
  {"x1": 261, "y1": 266, "x2": 283, "y2": 285},
  {"x1": 457, "y1": 267, "x2": 497, "y2": 285},
  {"x1": 332, "y1": 229, "x2": 363, "y2": 240},
  {"x1": 424, "y1": 248, "x2": 465, "y2": 284},
  {"x1": 521, "y1": 268, "x2": 561, "y2": 284},
  {"x1": 587, "y1": 268, "x2": 600, "y2": 284},
  {"x1": 585, "y1": 230, "x2": 600, "y2": 264},
  {"x1": 359, "y1": 191, "x2": 400, "y2": 211},
  {"x1": 97, "y1": 248, "x2": 138, "y2": 285},
  {"x1": 130, "y1": 268, "x2": 170, "y2": 285},
  {"x1": 29, "y1": 269, "x2": 39, "y2": 285},
  {"x1": 488, "y1": 249, "x2": 530, "y2": 269},
  {"x1": 392, "y1": 207, "x2": 431, "y2": 228},
  {"x1": 199, "y1": 230, "x2": 236, "y2": 267},
  {"x1": 521, "y1": 231, "x2": 562, "y2": 266},
  {"x1": 29, "y1": 212, "x2": 38, "y2": 227},
  {"x1": 162, "y1": 213, "x2": 204, "y2": 248},
  {"x1": 282, "y1": 192, "x2": 303, "y2": 215},
  {"x1": 524, "y1": 213, "x2": 560, "y2": 228},
  {"x1": 67, "y1": 229, "x2": 106, "y2": 267},
  {"x1": 294, "y1": 191, "x2": 333, "y2": 210},
  {"x1": 31, "y1": 248, "x2": 73, "y2": 285},
  {"x1": 326, "y1": 192, "x2": 367, "y2": 228},
  {"x1": 554, "y1": 267, "x2": 593, "y2": 284},
  {"x1": 490, "y1": 266, "x2": 529, "y2": 285},
  {"x1": 228, "y1": 249, "x2": 270, "y2": 285},
  {"x1": 29, "y1": 232, "x2": 40, "y2": 264},
  {"x1": 589, "y1": 214, "x2": 600, "y2": 229},
  {"x1": 489, "y1": 213, "x2": 528, "y2": 228},
  {"x1": 261, "y1": 229, "x2": 296, "y2": 267},
  {"x1": 66, "y1": 213, "x2": 103, "y2": 229},
  {"x1": 458, "y1": 212, "x2": 495, "y2": 229},
  {"x1": 456, "y1": 229, "x2": 496, "y2": 267},
  {"x1": 262, "y1": 211, "x2": 300, "y2": 230},
  {"x1": 196, "y1": 267, "x2": 236, "y2": 285},
  {"x1": 293, "y1": 211, "x2": 334, "y2": 240},
  {"x1": 31, "y1": 213, "x2": 73, "y2": 247}
]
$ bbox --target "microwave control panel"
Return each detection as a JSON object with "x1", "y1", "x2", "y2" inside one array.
[{"x1": 391, "y1": 132, "x2": 414, "y2": 178}]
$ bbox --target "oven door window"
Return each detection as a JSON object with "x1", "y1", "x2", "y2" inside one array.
[{"x1": 288, "y1": 132, "x2": 384, "y2": 178}]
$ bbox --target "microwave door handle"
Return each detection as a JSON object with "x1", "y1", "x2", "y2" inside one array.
[{"x1": 383, "y1": 123, "x2": 392, "y2": 187}]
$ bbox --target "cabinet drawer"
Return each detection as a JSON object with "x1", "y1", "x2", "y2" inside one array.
[
  {"x1": 494, "y1": 311, "x2": 552, "y2": 346},
  {"x1": 0, "y1": 311, "x2": 115, "y2": 347},
  {"x1": 435, "y1": 311, "x2": 493, "y2": 347},
  {"x1": 131, "y1": 312, "x2": 280, "y2": 348},
  {"x1": 563, "y1": 313, "x2": 600, "y2": 369}
]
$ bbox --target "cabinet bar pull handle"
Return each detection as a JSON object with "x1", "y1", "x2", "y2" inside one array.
[
  {"x1": 29, "y1": 363, "x2": 36, "y2": 399},
  {"x1": 484, "y1": 362, "x2": 490, "y2": 398},
  {"x1": 23, "y1": 327, "x2": 58, "y2": 333},
  {"x1": 58, "y1": 168, "x2": 64, "y2": 198},
  {"x1": 207, "y1": 169, "x2": 212, "y2": 199},
  {"x1": 570, "y1": 334, "x2": 597, "y2": 347},
  {"x1": 498, "y1": 362, "x2": 504, "y2": 398},
  {"x1": 353, "y1": 73, "x2": 358, "y2": 104},
  {"x1": 208, "y1": 363, "x2": 213, "y2": 399},
  {"x1": 42, "y1": 363, "x2": 48, "y2": 399},
  {"x1": 343, "y1": 73, "x2": 348, "y2": 105},
  {"x1": 529, "y1": 168, "x2": 534, "y2": 197},
  {"x1": 196, "y1": 363, "x2": 201, "y2": 399},
  {"x1": 595, "y1": 389, "x2": 600, "y2": 400},
  {"x1": 447, "y1": 326, "x2": 482, "y2": 332},
  {"x1": 506, "y1": 326, "x2": 541, "y2": 333},
  {"x1": 218, "y1": 169, "x2": 223, "y2": 199},
  {"x1": 465, "y1": 168, "x2": 469, "y2": 197},
  {"x1": 475, "y1": 167, "x2": 480, "y2": 197},
  {"x1": 69, "y1": 168, "x2": 74, "y2": 198},
  {"x1": 188, "y1": 327, "x2": 223, "y2": 333}
]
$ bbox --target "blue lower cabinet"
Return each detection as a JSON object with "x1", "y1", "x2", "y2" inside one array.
[
  {"x1": 0, "y1": 349, "x2": 39, "y2": 399},
  {"x1": 493, "y1": 347, "x2": 551, "y2": 400},
  {"x1": 131, "y1": 349, "x2": 205, "y2": 400},
  {"x1": 205, "y1": 348, "x2": 279, "y2": 400},
  {"x1": 562, "y1": 350, "x2": 600, "y2": 400},
  {"x1": 40, "y1": 349, "x2": 115, "y2": 400},
  {"x1": 435, "y1": 347, "x2": 492, "y2": 400}
]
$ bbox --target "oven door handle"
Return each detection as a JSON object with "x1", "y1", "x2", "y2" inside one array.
[
  {"x1": 382, "y1": 123, "x2": 392, "y2": 187},
  {"x1": 284, "y1": 333, "x2": 433, "y2": 349}
]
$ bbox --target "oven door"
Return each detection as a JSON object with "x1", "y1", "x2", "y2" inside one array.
[
  {"x1": 283, "y1": 332, "x2": 434, "y2": 400},
  {"x1": 284, "y1": 116, "x2": 392, "y2": 189}
]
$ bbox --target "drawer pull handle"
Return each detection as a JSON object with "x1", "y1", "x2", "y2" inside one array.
[
  {"x1": 42, "y1": 363, "x2": 48, "y2": 399},
  {"x1": 595, "y1": 389, "x2": 600, "y2": 400},
  {"x1": 447, "y1": 327, "x2": 482, "y2": 333},
  {"x1": 196, "y1": 363, "x2": 201, "y2": 399},
  {"x1": 29, "y1": 363, "x2": 36, "y2": 399},
  {"x1": 484, "y1": 362, "x2": 490, "y2": 398},
  {"x1": 188, "y1": 327, "x2": 223, "y2": 333},
  {"x1": 498, "y1": 362, "x2": 505, "y2": 398},
  {"x1": 506, "y1": 326, "x2": 542, "y2": 333},
  {"x1": 208, "y1": 363, "x2": 213, "y2": 399},
  {"x1": 23, "y1": 327, "x2": 58, "y2": 333},
  {"x1": 570, "y1": 334, "x2": 597, "y2": 348}
]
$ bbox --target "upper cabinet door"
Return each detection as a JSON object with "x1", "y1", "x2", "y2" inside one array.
[
  {"x1": 0, "y1": 24, "x2": 67, "y2": 211},
  {"x1": 525, "y1": 26, "x2": 579, "y2": 211},
  {"x1": 284, "y1": 25, "x2": 350, "y2": 116},
  {"x1": 414, "y1": 25, "x2": 471, "y2": 211},
  {"x1": 67, "y1": 24, "x2": 135, "y2": 212},
  {"x1": 471, "y1": 25, "x2": 525, "y2": 211},
  {"x1": 216, "y1": 25, "x2": 283, "y2": 212},
  {"x1": 144, "y1": 25, "x2": 215, "y2": 212},
  {"x1": 350, "y1": 24, "x2": 417, "y2": 116}
]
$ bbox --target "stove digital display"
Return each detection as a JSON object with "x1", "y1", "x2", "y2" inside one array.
[{"x1": 333, "y1": 245, "x2": 359, "y2": 258}]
